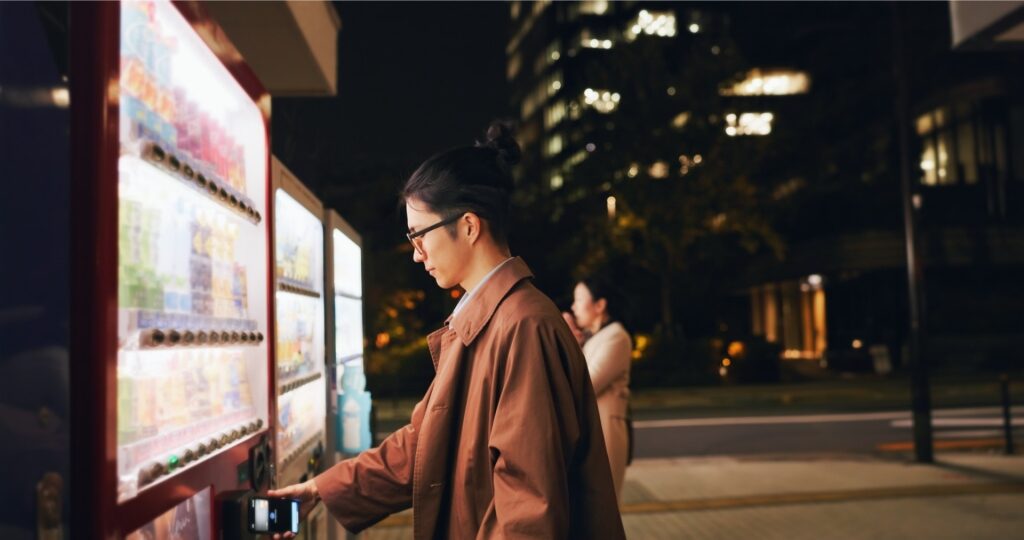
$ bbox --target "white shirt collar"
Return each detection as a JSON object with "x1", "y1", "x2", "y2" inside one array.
[{"x1": 451, "y1": 257, "x2": 515, "y2": 317}]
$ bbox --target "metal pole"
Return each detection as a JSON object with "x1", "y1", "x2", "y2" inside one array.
[
  {"x1": 892, "y1": 3, "x2": 933, "y2": 463},
  {"x1": 1001, "y1": 374, "x2": 1014, "y2": 455}
]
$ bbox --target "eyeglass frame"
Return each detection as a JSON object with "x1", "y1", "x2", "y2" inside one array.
[{"x1": 406, "y1": 213, "x2": 464, "y2": 255}]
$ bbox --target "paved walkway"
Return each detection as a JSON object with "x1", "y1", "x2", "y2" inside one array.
[{"x1": 357, "y1": 452, "x2": 1024, "y2": 539}]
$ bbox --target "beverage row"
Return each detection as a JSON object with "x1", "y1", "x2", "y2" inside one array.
[
  {"x1": 118, "y1": 188, "x2": 251, "y2": 320},
  {"x1": 121, "y1": 1, "x2": 249, "y2": 195},
  {"x1": 274, "y1": 193, "x2": 322, "y2": 290},
  {"x1": 117, "y1": 348, "x2": 256, "y2": 447},
  {"x1": 277, "y1": 381, "x2": 325, "y2": 463},
  {"x1": 276, "y1": 294, "x2": 322, "y2": 382},
  {"x1": 334, "y1": 296, "x2": 365, "y2": 361}
]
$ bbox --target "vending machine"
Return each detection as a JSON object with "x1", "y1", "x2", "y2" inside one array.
[
  {"x1": 325, "y1": 210, "x2": 370, "y2": 459},
  {"x1": 271, "y1": 157, "x2": 330, "y2": 538},
  {"x1": 71, "y1": 1, "x2": 273, "y2": 538},
  {"x1": 323, "y1": 210, "x2": 369, "y2": 540}
]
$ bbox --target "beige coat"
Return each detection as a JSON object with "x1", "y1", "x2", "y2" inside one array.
[
  {"x1": 581, "y1": 322, "x2": 632, "y2": 502},
  {"x1": 314, "y1": 258, "x2": 625, "y2": 539}
]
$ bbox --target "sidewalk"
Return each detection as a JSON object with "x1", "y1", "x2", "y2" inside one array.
[{"x1": 361, "y1": 452, "x2": 1024, "y2": 539}]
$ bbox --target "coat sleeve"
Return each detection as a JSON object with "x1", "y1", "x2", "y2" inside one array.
[
  {"x1": 313, "y1": 389, "x2": 428, "y2": 533},
  {"x1": 483, "y1": 318, "x2": 580, "y2": 538},
  {"x1": 586, "y1": 331, "x2": 632, "y2": 397}
]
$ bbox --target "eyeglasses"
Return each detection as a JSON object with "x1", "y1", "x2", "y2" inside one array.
[{"x1": 406, "y1": 213, "x2": 463, "y2": 255}]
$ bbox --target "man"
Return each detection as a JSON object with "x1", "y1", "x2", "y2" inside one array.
[{"x1": 271, "y1": 123, "x2": 624, "y2": 539}]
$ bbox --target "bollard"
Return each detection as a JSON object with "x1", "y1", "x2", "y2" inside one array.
[{"x1": 1000, "y1": 374, "x2": 1014, "y2": 455}]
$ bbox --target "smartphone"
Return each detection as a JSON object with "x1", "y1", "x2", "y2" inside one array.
[{"x1": 248, "y1": 496, "x2": 300, "y2": 535}]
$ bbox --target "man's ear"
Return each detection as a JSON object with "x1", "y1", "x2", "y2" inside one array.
[{"x1": 463, "y1": 212, "x2": 483, "y2": 245}]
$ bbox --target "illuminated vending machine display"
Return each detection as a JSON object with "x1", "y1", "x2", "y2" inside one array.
[
  {"x1": 75, "y1": 1, "x2": 273, "y2": 537},
  {"x1": 325, "y1": 211, "x2": 369, "y2": 459},
  {"x1": 271, "y1": 158, "x2": 328, "y2": 499}
]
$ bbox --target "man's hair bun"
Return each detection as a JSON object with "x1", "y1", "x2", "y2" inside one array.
[{"x1": 477, "y1": 120, "x2": 522, "y2": 168}]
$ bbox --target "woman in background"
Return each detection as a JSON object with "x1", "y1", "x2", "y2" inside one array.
[{"x1": 566, "y1": 275, "x2": 632, "y2": 503}]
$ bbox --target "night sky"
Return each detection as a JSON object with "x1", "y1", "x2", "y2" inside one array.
[{"x1": 272, "y1": 2, "x2": 510, "y2": 199}]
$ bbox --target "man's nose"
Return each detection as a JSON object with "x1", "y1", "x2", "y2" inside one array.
[{"x1": 412, "y1": 249, "x2": 424, "y2": 263}]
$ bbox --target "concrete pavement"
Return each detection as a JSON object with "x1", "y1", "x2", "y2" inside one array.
[{"x1": 358, "y1": 452, "x2": 1024, "y2": 539}]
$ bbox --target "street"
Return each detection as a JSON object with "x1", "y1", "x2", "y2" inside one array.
[{"x1": 634, "y1": 406, "x2": 1024, "y2": 458}]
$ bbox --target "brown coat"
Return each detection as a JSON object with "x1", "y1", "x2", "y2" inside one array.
[{"x1": 314, "y1": 258, "x2": 625, "y2": 539}]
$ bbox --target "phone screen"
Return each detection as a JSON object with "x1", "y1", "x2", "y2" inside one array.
[{"x1": 248, "y1": 497, "x2": 300, "y2": 534}]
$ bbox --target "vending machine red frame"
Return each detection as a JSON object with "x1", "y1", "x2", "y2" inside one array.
[{"x1": 70, "y1": 2, "x2": 274, "y2": 538}]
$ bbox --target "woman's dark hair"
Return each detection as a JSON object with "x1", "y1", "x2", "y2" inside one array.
[
  {"x1": 401, "y1": 120, "x2": 521, "y2": 245},
  {"x1": 578, "y1": 274, "x2": 625, "y2": 322}
]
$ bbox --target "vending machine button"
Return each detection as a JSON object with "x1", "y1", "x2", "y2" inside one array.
[
  {"x1": 167, "y1": 455, "x2": 180, "y2": 472},
  {"x1": 167, "y1": 329, "x2": 182, "y2": 345},
  {"x1": 196, "y1": 331, "x2": 208, "y2": 345},
  {"x1": 182, "y1": 164, "x2": 195, "y2": 181},
  {"x1": 183, "y1": 449, "x2": 195, "y2": 464},
  {"x1": 221, "y1": 331, "x2": 231, "y2": 343},
  {"x1": 229, "y1": 331, "x2": 240, "y2": 343},
  {"x1": 149, "y1": 329, "x2": 166, "y2": 346},
  {"x1": 208, "y1": 331, "x2": 220, "y2": 344},
  {"x1": 239, "y1": 332, "x2": 249, "y2": 344},
  {"x1": 196, "y1": 173, "x2": 208, "y2": 188},
  {"x1": 182, "y1": 330, "x2": 195, "y2": 345}
]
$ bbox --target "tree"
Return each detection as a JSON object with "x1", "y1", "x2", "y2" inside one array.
[{"x1": 548, "y1": 21, "x2": 783, "y2": 340}]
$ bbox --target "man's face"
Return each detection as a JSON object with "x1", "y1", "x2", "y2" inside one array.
[{"x1": 406, "y1": 200, "x2": 469, "y2": 290}]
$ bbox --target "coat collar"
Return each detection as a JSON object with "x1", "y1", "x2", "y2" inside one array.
[{"x1": 445, "y1": 257, "x2": 533, "y2": 347}]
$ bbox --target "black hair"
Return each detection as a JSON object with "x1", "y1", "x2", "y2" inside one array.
[
  {"x1": 401, "y1": 120, "x2": 521, "y2": 245},
  {"x1": 578, "y1": 274, "x2": 625, "y2": 322}
]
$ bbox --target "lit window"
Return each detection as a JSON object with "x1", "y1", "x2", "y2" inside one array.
[
  {"x1": 606, "y1": 196, "x2": 616, "y2": 219},
  {"x1": 546, "y1": 40, "x2": 561, "y2": 63},
  {"x1": 648, "y1": 161, "x2": 669, "y2": 178},
  {"x1": 535, "y1": 40, "x2": 561, "y2": 75},
  {"x1": 510, "y1": 1, "x2": 520, "y2": 19},
  {"x1": 579, "y1": 28, "x2": 614, "y2": 49},
  {"x1": 566, "y1": 149, "x2": 588, "y2": 169},
  {"x1": 725, "y1": 112, "x2": 773, "y2": 136},
  {"x1": 582, "y1": 88, "x2": 620, "y2": 114},
  {"x1": 545, "y1": 100, "x2": 566, "y2": 130},
  {"x1": 550, "y1": 173, "x2": 564, "y2": 190},
  {"x1": 579, "y1": 0, "x2": 609, "y2": 15},
  {"x1": 545, "y1": 134, "x2": 564, "y2": 157},
  {"x1": 548, "y1": 71, "x2": 563, "y2": 97},
  {"x1": 625, "y1": 10, "x2": 676, "y2": 41},
  {"x1": 719, "y1": 68, "x2": 811, "y2": 96},
  {"x1": 507, "y1": 53, "x2": 521, "y2": 81},
  {"x1": 671, "y1": 112, "x2": 690, "y2": 129}
]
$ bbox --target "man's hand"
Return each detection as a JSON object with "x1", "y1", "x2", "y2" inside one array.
[
  {"x1": 267, "y1": 479, "x2": 320, "y2": 539},
  {"x1": 562, "y1": 312, "x2": 585, "y2": 346}
]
